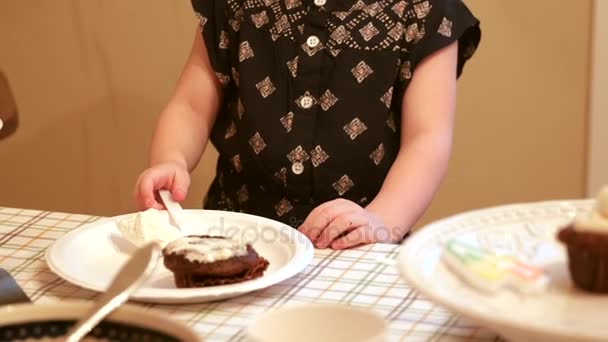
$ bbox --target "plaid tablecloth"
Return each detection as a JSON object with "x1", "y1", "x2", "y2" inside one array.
[{"x1": 0, "y1": 207, "x2": 500, "y2": 341}]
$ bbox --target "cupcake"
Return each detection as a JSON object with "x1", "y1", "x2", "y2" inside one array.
[
  {"x1": 162, "y1": 235, "x2": 269, "y2": 288},
  {"x1": 558, "y1": 186, "x2": 608, "y2": 293}
]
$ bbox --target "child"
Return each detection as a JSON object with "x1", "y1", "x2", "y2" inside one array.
[{"x1": 134, "y1": 0, "x2": 481, "y2": 249}]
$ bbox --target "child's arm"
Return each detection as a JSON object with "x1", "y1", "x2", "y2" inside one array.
[
  {"x1": 365, "y1": 41, "x2": 458, "y2": 239},
  {"x1": 134, "y1": 30, "x2": 222, "y2": 210},
  {"x1": 299, "y1": 42, "x2": 458, "y2": 249}
]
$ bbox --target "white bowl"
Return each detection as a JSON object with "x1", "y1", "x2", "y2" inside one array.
[
  {"x1": 246, "y1": 303, "x2": 387, "y2": 342},
  {"x1": 0, "y1": 300, "x2": 200, "y2": 341}
]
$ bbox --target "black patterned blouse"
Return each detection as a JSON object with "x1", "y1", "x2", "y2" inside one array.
[{"x1": 193, "y1": 0, "x2": 481, "y2": 227}]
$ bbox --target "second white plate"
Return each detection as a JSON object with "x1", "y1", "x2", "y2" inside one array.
[{"x1": 397, "y1": 199, "x2": 608, "y2": 342}]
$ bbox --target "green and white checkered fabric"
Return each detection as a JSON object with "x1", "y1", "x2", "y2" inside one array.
[{"x1": 0, "y1": 207, "x2": 499, "y2": 341}]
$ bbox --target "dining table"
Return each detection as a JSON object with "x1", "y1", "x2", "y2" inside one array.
[{"x1": 0, "y1": 206, "x2": 501, "y2": 341}]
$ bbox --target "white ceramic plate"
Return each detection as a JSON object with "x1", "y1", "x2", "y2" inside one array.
[
  {"x1": 397, "y1": 199, "x2": 608, "y2": 342},
  {"x1": 46, "y1": 210, "x2": 313, "y2": 304}
]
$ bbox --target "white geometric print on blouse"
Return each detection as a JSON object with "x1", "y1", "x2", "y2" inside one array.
[
  {"x1": 438, "y1": 17, "x2": 453, "y2": 37},
  {"x1": 359, "y1": 22, "x2": 380, "y2": 41},
  {"x1": 229, "y1": 2, "x2": 244, "y2": 30},
  {"x1": 251, "y1": 11, "x2": 270, "y2": 28},
  {"x1": 272, "y1": 15, "x2": 290, "y2": 36},
  {"x1": 351, "y1": 61, "x2": 374, "y2": 83},
  {"x1": 325, "y1": 0, "x2": 409, "y2": 52},
  {"x1": 413, "y1": 1, "x2": 432, "y2": 19},
  {"x1": 363, "y1": 2, "x2": 383, "y2": 17},
  {"x1": 219, "y1": 31, "x2": 230, "y2": 49},
  {"x1": 256, "y1": 77, "x2": 276, "y2": 98},
  {"x1": 287, "y1": 145, "x2": 311, "y2": 163},
  {"x1": 194, "y1": 11, "x2": 208, "y2": 31},
  {"x1": 237, "y1": 98, "x2": 245, "y2": 119},
  {"x1": 386, "y1": 112, "x2": 397, "y2": 132},
  {"x1": 333, "y1": 175, "x2": 355, "y2": 196},
  {"x1": 280, "y1": 112, "x2": 294, "y2": 132},
  {"x1": 301, "y1": 41, "x2": 324, "y2": 57},
  {"x1": 225, "y1": 121, "x2": 237, "y2": 139},
  {"x1": 216, "y1": 73, "x2": 231, "y2": 87},
  {"x1": 218, "y1": 191, "x2": 235, "y2": 211},
  {"x1": 343, "y1": 118, "x2": 368, "y2": 140},
  {"x1": 233, "y1": 4, "x2": 244, "y2": 20},
  {"x1": 405, "y1": 23, "x2": 425, "y2": 43},
  {"x1": 232, "y1": 67, "x2": 240, "y2": 86},
  {"x1": 328, "y1": 48, "x2": 342, "y2": 57},
  {"x1": 333, "y1": 10, "x2": 349, "y2": 21},
  {"x1": 236, "y1": 184, "x2": 249, "y2": 203},
  {"x1": 387, "y1": 22, "x2": 405, "y2": 41},
  {"x1": 249, "y1": 132, "x2": 267, "y2": 154},
  {"x1": 275, "y1": 198, "x2": 294, "y2": 217},
  {"x1": 274, "y1": 167, "x2": 288, "y2": 187},
  {"x1": 330, "y1": 25, "x2": 351, "y2": 45},
  {"x1": 310, "y1": 145, "x2": 329, "y2": 167},
  {"x1": 319, "y1": 90, "x2": 338, "y2": 111},
  {"x1": 230, "y1": 154, "x2": 243, "y2": 173},
  {"x1": 239, "y1": 41, "x2": 255, "y2": 62},
  {"x1": 229, "y1": 17, "x2": 241, "y2": 32},
  {"x1": 380, "y1": 86, "x2": 393, "y2": 108},
  {"x1": 400, "y1": 60, "x2": 412, "y2": 80},
  {"x1": 286, "y1": 56, "x2": 299, "y2": 78},
  {"x1": 332, "y1": 0, "x2": 365, "y2": 20},
  {"x1": 285, "y1": 0, "x2": 302, "y2": 10},
  {"x1": 338, "y1": 0, "x2": 365, "y2": 17},
  {"x1": 241, "y1": 0, "x2": 303, "y2": 42},
  {"x1": 295, "y1": 91, "x2": 318, "y2": 109},
  {"x1": 391, "y1": 1, "x2": 407, "y2": 17},
  {"x1": 370, "y1": 143, "x2": 385, "y2": 165}
]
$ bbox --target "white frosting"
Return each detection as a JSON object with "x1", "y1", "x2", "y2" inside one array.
[
  {"x1": 163, "y1": 236, "x2": 249, "y2": 263},
  {"x1": 117, "y1": 208, "x2": 181, "y2": 248},
  {"x1": 574, "y1": 186, "x2": 608, "y2": 232}
]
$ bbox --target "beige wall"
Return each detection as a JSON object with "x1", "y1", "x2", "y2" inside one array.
[
  {"x1": 418, "y1": 0, "x2": 592, "y2": 227},
  {"x1": 0, "y1": 1, "x2": 217, "y2": 216},
  {"x1": 588, "y1": 0, "x2": 608, "y2": 196},
  {"x1": 0, "y1": 1, "x2": 591, "y2": 223}
]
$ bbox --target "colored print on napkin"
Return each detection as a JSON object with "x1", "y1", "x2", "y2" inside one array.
[{"x1": 442, "y1": 239, "x2": 549, "y2": 294}]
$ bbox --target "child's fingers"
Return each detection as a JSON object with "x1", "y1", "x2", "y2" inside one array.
[
  {"x1": 140, "y1": 177, "x2": 164, "y2": 209},
  {"x1": 330, "y1": 225, "x2": 374, "y2": 250},
  {"x1": 137, "y1": 171, "x2": 168, "y2": 210},
  {"x1": 170, "y1": 168, "x2": 190, "y2": 202},
  {"x1": 297, "y1": 201, "x2": 333, "y2": 239},
  {"x1": 134, "y1": 177, "x2": 152, "y2": 211},
  {"x1": 298, "y1": 199, "x2": 354, "y2": 242},
  {"x1": 314, "y1": 212, "x2": 367, "y2": 249},
  {"x1": 133, "y1": 162, "x2": 191, "y2": 211},
  {"x1": 148, "y1": 201, "x2": 165, "y2": 210}
]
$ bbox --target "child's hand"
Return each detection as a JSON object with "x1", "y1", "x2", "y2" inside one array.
[
  {"x1": 298, "y1": 199, "x2": 397, "y2": 250},
  {"x1": 133, "y1": 161, "x2": 190, "y2": 211}
]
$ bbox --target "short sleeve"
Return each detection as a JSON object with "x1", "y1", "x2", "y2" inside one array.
[
  {"x1": 405, "y1": 0, "x2": 481, "y2": 78},
  {"x1": 191, "y1": 0, "x2": 232, "y2": 86}
]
